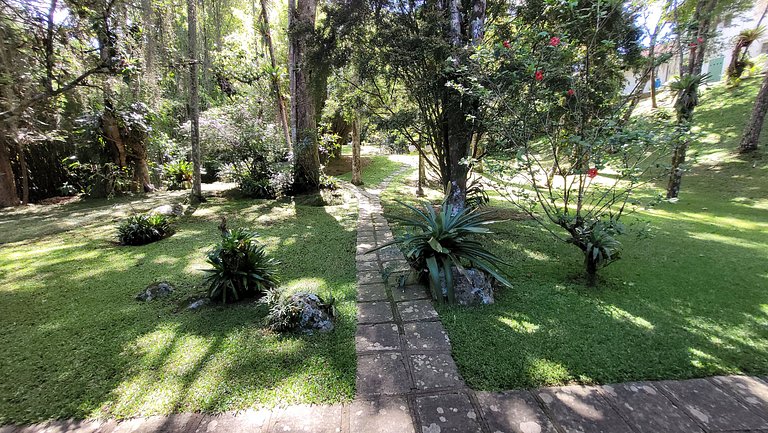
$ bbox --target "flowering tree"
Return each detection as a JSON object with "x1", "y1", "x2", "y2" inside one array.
[{"x1": 474, "y1": 1, "x2": 671, "y2": 285}]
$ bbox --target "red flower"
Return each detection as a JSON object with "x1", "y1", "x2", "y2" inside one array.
[
  {"x1": 503, "y1": 40, "x2": 511, "y2": 49},
  {"x1": 587, "y1": 168, "x2": 598, "y2": 179},
  {"x1": 535, "y1": 70, "x2": 544, "y2": 81},
  {"x1": 689, "y1": 42, "x2": 698, "y2": 48},
  {"x1": 549, "y1": 36, "x2": 561, "y2": 47},
  {"x1": 697, "y1": 37, "x2": 704, "y2": 43},
  {"x1": 567, "y1": 89, "x2": 575, "y2": 96}
]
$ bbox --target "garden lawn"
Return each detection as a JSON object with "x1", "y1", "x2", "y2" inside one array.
[
  {"x1": 382, "y1": 77, "x2": 768, "y2": 390},
  {"x1": 0, "y1": 193, "x2": 358, "y2": 424}
]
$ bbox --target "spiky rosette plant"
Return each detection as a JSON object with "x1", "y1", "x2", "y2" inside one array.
[
  {"x1": 374, "y1": 200, "x2": 511, "y2": 304},
  {"x1": 204, "y1": 228, "x2": 280, "y2": 303}
]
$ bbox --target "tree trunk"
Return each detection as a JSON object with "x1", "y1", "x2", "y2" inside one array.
[
  {"x1": 417, "y1": 149, "x2": 425, "y2": 197},
  {"x1": 259, "y1": 0, "x2": 291, "y2": 149},
  {"x1": 351, "y1": 115, "x2": 362, "y2": 186},
  {"x1": 666, "y1": 131, "x2": 689, "y2": 199},
  {"x1": 130, "y1": 138, "x2": 154, "y2": 192},
  {"x1": 0, "y1": 141, "x2": 18, "y2": 207},
  {"x1": 288, "y1": 0, "x2": 320, "y2": 193},
  {"x1": 740, "y1": 71, "x2": 768, "y2": 153},
  {"x1": 648, "y1": 22, "x2": 660, "y2": 109},
  {"x1": 102, "y1": 107, "x2": 128, "y2": 167},
  {"x1": 189, "y1": 0, "x2": 202, "y2": 201},
  {"x1": 16, "y1": 142, "x2": 29, "y2": 204}
]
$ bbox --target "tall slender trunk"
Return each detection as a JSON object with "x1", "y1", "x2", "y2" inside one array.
[
  {"x1": 351, "y1": 115, "x2": 362, "y2": 185},
  {"x1": 740, "y1": 70, "x2": 768, "y2": 153},
  {"x1": 259, "y1": 0, "x2": 291, "y2": 149},
  {"x1": 417, "y1": 149, "x2": 425, "y2": 197},
  {"x1": 288, "y1": 0, "x2": 320, "y2": 193},
  {"x1": 666, "y1": 133, "x2": 688, "y2": 199},
  {"x1": 189, "y1": 0, "x2": 202, "y2": 200},
  {"x1": 648, "y1": 22, "x2": 661, "y2": 108},
  {"x1": 0, "y1": 141, "x2": 18, "y2": 207}
]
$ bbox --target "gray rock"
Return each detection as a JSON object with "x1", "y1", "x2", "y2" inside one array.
[
  {"x1": 440, "y1": 267, "x2": 494, "y2": 305},
  {"x1": 135, "y1": 282, "x2": 175, "y2": 302},
  {"x1": 187, "y1": 298, "x2": 210, "y2": 310},
  {"x1": 290, "y1": 292, "x2": 335, "y2": 333},
  {"x1": 150, "y1": 203, "x2": 184, "y2": 217}
]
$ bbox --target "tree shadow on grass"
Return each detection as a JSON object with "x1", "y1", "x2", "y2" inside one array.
[{"x1": 0, "y1": 193, "x2": 358, "y2": 424}]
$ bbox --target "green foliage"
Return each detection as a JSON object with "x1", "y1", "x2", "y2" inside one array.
[
  {"x1": 261, "y1": 289, "x2": 336, "y2": 332},
  {"x1": 116, "y1": 214, "x2": 174, "y2": 246},
  {"x1": 204, "y1": 228, "x2": 280, "y2": 303},
  {"x1": 162, "y1": 160, "x2": 193, "y2": 190},
  {"x1": 380, "y1": 200, "x2": 510, "y2": 304},
  {"x1": 566, "y1": 218, "x2": 625, "y2": 285},
  {"x1": 670, "y1": 74, "x2": 707, "y2": 121}
]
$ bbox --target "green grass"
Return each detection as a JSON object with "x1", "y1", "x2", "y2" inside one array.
[
  {"x1": 382, "y1": 77, "x2": 768, "y2": 390},
  {"x1": 0, "y1": 194, "x2": 358, "y2": 424},
  {"x1": 336, "y1": 154, "x2": 406, "y2": 186}
]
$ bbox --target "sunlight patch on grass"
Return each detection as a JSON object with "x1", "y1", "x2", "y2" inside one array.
[
  {"x1": 497, "y1": 316, "x2": 540, "y2": 334},
  {"x1": 598, "y1": 305, "x2": 654, "y2": 331}
]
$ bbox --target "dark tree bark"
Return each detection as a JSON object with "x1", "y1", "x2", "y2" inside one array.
[
  {"x1": 288, "y1": 0, "x2": 321, "y2": 193},
  {"x1": 259, "y1": 0, "x2": 291, "y2": 149},
  {"x1": 189, "y1": 0, "x2": 202, "y2": 200},
  {"x1": 740, "y1": 71, "x2": 768, "y2": 153},
  {"x1": 351, "y1": 115, "x2": 362, "y2": 185},
  {"x1": 0, "y1": 142, "x2": 18, "y2": 207}
]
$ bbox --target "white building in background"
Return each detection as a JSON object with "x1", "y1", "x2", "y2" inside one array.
[{"x1": 624, "y1": 0, "x2": 768, "y2": 95}]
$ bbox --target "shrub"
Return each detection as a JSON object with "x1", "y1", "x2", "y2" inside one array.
[
  {"x1": 566, "y1": 218, "x2": 624, "y2": 286},
  {"x1": 319, "y1": 173, "x2": 341, "y2": 191},
  {"x1": 203, "y1": 228, "x2": 280, "y2": 303},
  {"x1": 163, "y1": 160, "x2": 193, "y2": 190},
  {"x1": 261, "y1": 288, "x2": 336, "y2": 332},
  {"x1": 377, "y1": 200, "x2": 511, "y2": 304},
  {"x1": 117, "y1": 214, "x2": 173, "y2": 246}
]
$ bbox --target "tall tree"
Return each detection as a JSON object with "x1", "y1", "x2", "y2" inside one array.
[
  {"x1": 259, "y1": 0, "x2": 291, "y2": 149},
  {"x1": 189, "y1": 0, "x2": 202, "y2": 200},
  {"x1": 739, "y1": 70, "x2": 768, "y2": 153},
  {"x1": 288, "y1": 0, "x2": 321, "y2": 193}
]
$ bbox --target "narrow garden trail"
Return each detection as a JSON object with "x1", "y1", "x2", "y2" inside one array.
[{"x1": 3, "y1": 175, "x2": 768, "y2": 432}]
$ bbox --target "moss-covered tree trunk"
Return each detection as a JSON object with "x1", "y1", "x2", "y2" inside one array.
[
  {"x1": 288, "y1": 0, "x2": 320, "y2": 193},
  {"x1": 0, "y1": 142, "x2": 18, "y2": 207},
  {"x1": 188, "y1": 0, "x2": 202, "y2": 201},
  {"x1": 351, "y1": 115, "x2": 362, "y2": 186},
  {"x1": 740, "y1": 70, "x2": 768, "y2": 153}
]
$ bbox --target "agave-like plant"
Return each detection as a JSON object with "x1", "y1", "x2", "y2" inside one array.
[
  {"x1": 669, "y1": 74, "x2": 707, "y2": 122},
  {"x1": 375, "y1": 200, "x2": 511, "y2": 304},
  {"x1": 117, "y1": 214, "x2": 173, "y2": 246},
  {"x1": 204, "y1": 228, "x2": 280, "y2": 303}
]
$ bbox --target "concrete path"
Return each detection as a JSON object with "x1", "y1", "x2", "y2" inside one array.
[{"x1": 3, "y1": 174, "x2": 768, "y2": 432}]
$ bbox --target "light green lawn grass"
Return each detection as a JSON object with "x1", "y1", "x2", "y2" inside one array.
[
  {"x1": 336, "y1": 154, "x2": 404, "y2": 186},
  {"x1": 0, "y1": 195, "x2": 358, "y2": 424},
  {"x1": 380, "y1": 77, "x2": 768, "y2": 390}
]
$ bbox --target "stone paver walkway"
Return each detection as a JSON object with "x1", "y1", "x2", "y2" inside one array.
[{"x1": 4, "y1": 174, "x2": 768, "y2": 432}]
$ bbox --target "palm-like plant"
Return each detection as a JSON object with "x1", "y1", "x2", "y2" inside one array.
[
  {"x1": 670, "y1": 74, "x2": 707, "y2": 122},
  {"x1": 204, "y1": 228, "x2": 280, "y2": 303},
  {"x1": 375, "y1": 201, "x2": 511, "y2": 304},
  {"x1": 727, "y1": 27, "x2": 765, "y2": 82}
]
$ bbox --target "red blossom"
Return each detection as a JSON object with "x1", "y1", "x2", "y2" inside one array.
[
  {"x1": 503, "y1": 40, "x2": 511, "y2": 49},
  {"x1": 697, "y1": 37, "x2": 704, "y2": 43},
  {"x1": 567, "y1": 89, "x2": 575, "y2": 96},
  {"x1": 535, "y1": 70, "x2": 544, "y2": 81},
  {"x1": 689, "y1": 42, "x2": 698, "y2": 48},
  {"x1": 549, "y1": 36, "x2": 561, "y2": 47},
  {"x1": 587, "y1": 168, "x2": 598, "y2": 179}
]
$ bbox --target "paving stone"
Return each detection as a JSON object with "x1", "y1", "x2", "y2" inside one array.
[
  {"x1": 410, "y1": 353, "x2": 464, "y2": 390},
  {"x1": 710, "y1": 375, "x2": 768, "y2": 412},
  {"x1": 356, "y1": 353, "x2": 412, "y2": 395},
  {"x1": 359, "y1": 271, "x2": 385, "y2": 285},
  {"x1": 357, "y1": 302, "x2": 394, "y2": 324},
  {"x1": 356, "y1": 323, "x2": 401, "y2": 352},
  {"x1": 537, "y1": 385, "x2": 634, "y2": 433},
  {"x1": 268, "y1": 405, "x2": 342, "y2": 433},
  {"x1": 378, "y1": 247, "x2": 403, "y2": 262},
  {"x1": 109, "y1": 414, "x2": 203, "y2": 433},
  {"x1": 416, "y1": 393, "x2": 482, "y2": 433},
  {"x1": 599, "y1": 382, "x2": 703, "y2": 433},
  {"x1": 357, "y1": 242, "x2": 377, "y2": 255},
  {"x1": 397, "y1": 300, "x2": 438, "y2": 322},
  {"x1": 392, "y1": 285, "x2": 431, "y2": 302},
  {"x1": 358, "y1": 283, "x2": 389, "y2": 302},
  {"x1": 194, "y1": 411, "x2": 268, "y2": 433},
  {"x1": 356, "y1": 252, "x2": 379, "y2": 263},
  {"x1": 403, "y1": 322, "x2": 451, "y2": 352},
  {"x1": 349, "y1": 397, "x2": 416, "y2": 433},
  {"x1": 16, "y1": 420, "x2": 111, "y2": 433},
  {"x1": 476, "y1": 390, "x2": 557, "y2": 433},
  {"x1": 660, "y1": 378, "x2": 768, "y2": 431},
  {"x1": 357, "y1": 260, "x2": 381, "y2": 273},
  {"x1": 0, "y1": 426, "x2": 20, "y2": 433}
]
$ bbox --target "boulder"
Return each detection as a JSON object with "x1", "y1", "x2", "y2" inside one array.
[
  {"x1": 440, "y1": 267, "x2": 494, "y2": 306},
  {"x1": 136, "y1": 282, "x2": 175, "y2": 302},
  {"x1": 290, "y1": 292, "x2": 335, "y2": 333},
  {"x1": 187, "y1": 298, "x2": 210, "y2": 311},
  {"x1": 150, "y1": 204, "x2": 184, "y2": 217}
]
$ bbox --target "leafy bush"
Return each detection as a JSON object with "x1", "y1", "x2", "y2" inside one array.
[
  {"x1": 261, "y1": 288, "x2": 336, "y2": 332},
  {"x1": 117, "y1": 214, "x2": 173, "y2": 246},
  {"x1": 204, "y1": 228, "x2": 280, "y2": 303},
  {"x1": 566, "y1": 218, "x2": 624, "y2": 286},
  {"x1": 319, "y1": 173, "x2": 341, "y2": 191},
  {"x1": 378, "y1": 201, "x2": 510, "y2": 304},
  {"x1": 163, "y1": 160, "x2": 193, "y2": 190}
]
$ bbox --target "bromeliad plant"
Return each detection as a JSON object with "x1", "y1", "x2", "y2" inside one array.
[
  {"x1": 204, "y1": 227, "x2": 280, "y2": 303},
  {"x1": 377, "y1": 200, "x2": 511, "y2": 304},
  {"x1": 117, "y1": 214, "x2": 174, "y2": 246}
]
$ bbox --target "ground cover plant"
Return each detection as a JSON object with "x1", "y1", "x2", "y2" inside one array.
[
  {"x1": 381, "y1": 78, "x2": 768, "y2": 390},
  {"x1": 0, "y1": 192, "x2": 357, "y2": 424}
]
